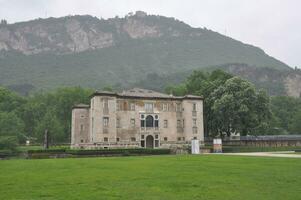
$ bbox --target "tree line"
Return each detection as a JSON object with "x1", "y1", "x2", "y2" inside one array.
[
  {"x1": 166, "y1": 69, "x2": 301, "y2": 137},
  {"x1": 1, "y1": 69, "x2": 301, "y2": 150}
]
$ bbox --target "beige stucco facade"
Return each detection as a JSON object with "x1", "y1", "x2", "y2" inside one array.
[{"x1": 71, "y1": 88, "x2": 204, "y2": 149}]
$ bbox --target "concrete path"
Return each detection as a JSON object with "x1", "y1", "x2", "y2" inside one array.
[{"x1": 221, "y1": 151, "x2": 301, "y2": 158}]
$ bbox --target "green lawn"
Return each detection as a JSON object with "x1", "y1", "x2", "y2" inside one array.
[{"x1": 0, "y1": 155, "x2": 301, "y2": 200}]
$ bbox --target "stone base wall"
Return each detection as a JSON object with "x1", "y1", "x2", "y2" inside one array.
[{"x1": 71, "y1": 140, "x2": 205, "y2": 152}]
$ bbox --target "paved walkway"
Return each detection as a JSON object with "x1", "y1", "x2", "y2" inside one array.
[{"x1": 221, "y1": 151, "x2": 301, "y2": 158}]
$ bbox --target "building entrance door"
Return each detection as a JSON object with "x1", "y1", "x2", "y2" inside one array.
[{"x1": 146, "y1": 135, "x2": 154, "y2": 148}]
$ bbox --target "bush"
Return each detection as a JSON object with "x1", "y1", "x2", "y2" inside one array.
[
  {"x1": 0, "y1": 136, "x2": 18, "y2": 151},
  {"x1": 66, "y1": 148, "x2": 171, "y2": 156},
  {"x1": 0, "y1": 149, "x2": 14, "y2": 158},
  {"x1": 27, "y1": 149, "x2": 66, "y2": 154}
]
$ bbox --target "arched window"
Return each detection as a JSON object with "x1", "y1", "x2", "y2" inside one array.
[{"x1": 146, "y1": 115, "x2": 154, "y2": 127}]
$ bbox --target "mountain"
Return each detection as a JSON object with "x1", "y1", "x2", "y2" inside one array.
[
  {"x1": 0, "y1": 11, "x2": 297, "y2": 96},
  {"x1": 133, "y1": 64, "x2": 301, "y2": 97}
]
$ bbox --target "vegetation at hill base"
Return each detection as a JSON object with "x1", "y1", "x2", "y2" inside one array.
[{"x1": 1, "y1": 69, "x2": 301, "y2": 151}]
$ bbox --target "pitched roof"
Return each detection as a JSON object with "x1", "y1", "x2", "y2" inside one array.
[
  {"x1": 92, "y1": 88, "x2": 203, "y2": 100},
  {"x1": 72, "y1": 104, "x2": 90, "y2": 109},
  {"x1": 119, "y1": 88, "x2": 172, "y2": 98}
]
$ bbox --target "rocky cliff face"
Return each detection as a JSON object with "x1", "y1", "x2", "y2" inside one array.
[
  {"x1": 0, "y1": 11, "x2": 195, "y2": 55},
  {"x1": 0, "y1": 11, "x2": 298, "y2": 96},
  {"x1": 284, "y1": 74, "x2": 301, "y2": 97},
  {"x1": 219, "y1": 64, "x2": 301, "y2": 97}
]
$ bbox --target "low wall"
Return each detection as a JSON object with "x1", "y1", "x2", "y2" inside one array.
[{"x1": 205, "y1": 139, "x2": 301, "y2": 147}]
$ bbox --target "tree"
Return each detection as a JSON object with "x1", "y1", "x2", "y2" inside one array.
[
  {"x1": 270, "y1": 96, "x2": 301, "y2": 134},
  {"x1": 289, "y1": 109, "x2": 301, "y2": 134},
  {"x1": 166, "y1": 69, "x2": 234, "y2": 136},
  {"x1": 0, "y1": 87, "x2": 26, "y2": 113},
  {"x1": 34, "y1": 110, "x2": 64, "y2": 143},
  {"x1": 0, "y1": 111, "x2": 25, "y2": 142},
  {"x1": 0, "y1": 136, "x2": 18, "y2": 151},
  {"x1": 211, "y1": 77, "x2": 271, "y2": 136}
]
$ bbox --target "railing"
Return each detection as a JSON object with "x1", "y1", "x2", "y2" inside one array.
[
  {"x1": 205, "y1": 135, "x2": 301, "y2": 142},
  {"x1": 141, "y1": 127, "x2": 159, "y2": 131}
]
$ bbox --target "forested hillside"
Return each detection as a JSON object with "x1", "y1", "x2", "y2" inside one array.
[{"x1": 0, "y1": 11, "x2": 293, "y2": 95}]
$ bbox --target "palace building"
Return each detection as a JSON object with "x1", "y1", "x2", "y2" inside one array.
[{"x1": 71, "y1": 88, "x2": 204, "y2": 149}]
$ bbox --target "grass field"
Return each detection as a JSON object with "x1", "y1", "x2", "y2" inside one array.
[{"x1": 0, "y1": 155, "x2": 301, "y2": 200}]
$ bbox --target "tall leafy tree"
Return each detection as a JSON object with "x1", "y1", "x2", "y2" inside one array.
[
  {"x1": 0, "y1": 111, "x2": 25, "y2": 142},
  {"x1": 211, "y1": 77, "x2": 271, "y2": 136}
]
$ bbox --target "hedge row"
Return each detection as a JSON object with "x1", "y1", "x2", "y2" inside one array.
[
  {"x1": 66, "y1": 148, "x2": 171, "y2": 155},
  {"x1": 28, "y1": 149, "x2": 67, "y2": 154},
  {"x1": 0, "y1": 150, "x2": 15, "y2": 158},
  {"x1": 27, "y1": 148, "x2": 171, "y2": 156}
]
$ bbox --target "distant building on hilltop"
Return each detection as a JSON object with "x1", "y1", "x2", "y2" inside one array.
[{"x1": 71, "y1": 88, "x2": 204, "y2": 149}]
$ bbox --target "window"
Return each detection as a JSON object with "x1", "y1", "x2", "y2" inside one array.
[
  {"x1": 80, "y1": 124, "x2": 84, "y2": 131},
  {"x1": 162, "y1": 103, "x2": 167, "y2": 111},
  {"x1": 117, "y1": 138, "x2": 120, "y2": 142},
  {"x1": 145, "y1": 103, "x2": 154, "y2": 112},
  {"x1": 104, "y1": 137, "x2": 108, "y2": 142},
  {"x1": 193, "y1": 127, "x2": 198, "y2": 134},
  {"x1": 182, "y1": 137, "x2": 185, "y2": 141},
  {"x1": 177, "y1": 137, "x2": 182, "y2": 141},
  {"x1": 193, "y1": 137, "x2": 197, "y2": 140},
  {"x1": 155, "y1": 140, "x2": 159, "y2": 147},
  {"x1": 141, "y1": 135, "x2": 144, "y2": 139},
  {"x1": 155, "y1": 120, "x2": 159, "y2": 128},
  {"x1": 164, "y1": 120, "x2": 168, "y2": 128},
  {"x1": 130, "y1": 119, "x2": 135, "y2": 128},
  {"x1": 92, "y1": 117, "x2": 94, "y2": 135},
  {"x1": 80, "y1": 139, "x2": 84, "y2": 143},
  {"x1": 176, "y1": 103, "x2": 182, "y2": 112},
  {"x1": 177, "y1": 120, "x2": 181, "y2": 128},
  {"x1": 80, "y1": 115, "x2": 85, "y2": 118},
  {"x1": 140, "y1": 114, "x2": 145, "y2": 127},
  {"x1": 130, "y1": 102, "x2": 135, "y2": 111},
  {"x1": 117, "y1": 100, "x2": 122, "y2": 111},
  {"x1": 193, "y1": 119, "x2": 197, "y2": 127},
  {"x1": 116, "y1": 118, "x2": 121, "y2": 128},
  {"x1": 103, "y1": 117, "x2": 109, "y2": 127},
  {"x1": 193, "y1": 103, "x2": 197, "y2": 111},
  {"x1": 131, "y1": 137, "x2": 136, "y2": 142},
  {"x1": 146, "y1": 115, "x2": 154, "y2": 127},
  {"x1": 155, "y1": 135, "x2": 159, "y2": 139},
  {"x1": 103, "y1": 98, "x2": 108, "y2": 110},
  {"x1": 164, "y1": 137, "x2": 168, "y2": 141},
  {"x1": 141, "y1": 141, "x2": 145, "y2": 147}
]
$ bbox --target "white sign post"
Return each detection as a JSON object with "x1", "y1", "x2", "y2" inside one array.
[{"x1": 191, "y1": 139, "x2": 200, "y2": 154}]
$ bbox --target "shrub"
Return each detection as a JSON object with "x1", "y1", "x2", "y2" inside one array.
[
  {"x1": 0, "y1": 136, "x2": 18, "y2": 151},
  {"x1": 66, "y1": 148, "x2": 171, "y2": 156},
  {"x1": 27, "y1": 149, "x2": 66, "y2": 154}
]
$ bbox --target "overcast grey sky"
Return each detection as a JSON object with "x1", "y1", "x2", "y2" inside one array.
[{"x1": 0, "y1": 0, "x2": 300, "y2": 68}]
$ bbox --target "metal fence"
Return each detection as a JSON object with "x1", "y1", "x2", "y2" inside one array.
[{"x1": 205, "y1": 135, "x2": 301, "y2": 142}]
